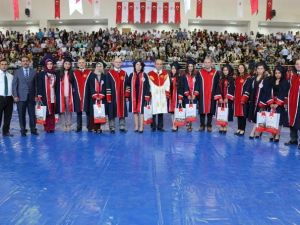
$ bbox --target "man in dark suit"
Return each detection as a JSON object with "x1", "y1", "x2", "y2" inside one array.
[
  {"x1": 0, "y1": 59, "x2": 14, "y2": 137},
  {"x1": 12, "y1": 56, "x2": 38, "y2": 136}
]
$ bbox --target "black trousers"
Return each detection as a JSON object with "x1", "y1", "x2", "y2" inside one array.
[
  {"x1": 0, "y1": 96, "x2": 13, "y2": 134},
  {"x1": 200, "y1": 113, "x2": 213, "y2": 127},
  {"x1": 290, "y1": 126, "x2": 299, "y2": 142},
  {"x1": 152, "y1": 114, "x2": 164, "y2": 129},
  {"x1": 77, "y1": 112, "x2": 90, "y2": 130},
  {"x1": 17, "y1": 99, "x2": 36, "y2": 133},
  {"x1": 237, "y1": 116, "x2": 247, "y2": 131}
]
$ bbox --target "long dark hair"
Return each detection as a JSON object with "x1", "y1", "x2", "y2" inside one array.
[
  {"x1": 133, "y1": 60, "x2": 145, "y2": 73},
  {"x1": 220, "y1": 64, "x2": 233, "y2": 80},
  {"x1": 272, "y1": 65, "x2": 286, "y2": 84},
  {"x1": 237, "y1": 63, "x2": 248, "y2": 76},
  {"x1": 59, "y1": 61, "x2": 74, "y2": 80}
]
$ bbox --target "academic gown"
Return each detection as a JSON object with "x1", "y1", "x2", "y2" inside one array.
[
  {"x1": 55, "y1": 71, "x2": 75, "y2": 114},
  {"x1": 214, "y1": 76, "x2": 235, "y2": 121},
  {"x1": 265, "y1": 79, "x2": 289, "y2": 127},
  {"x1": 72, "y1": 69, "x2": 92, "y2": 113},
  {"x1": 234, "y1": 74, "x2": 251, "y2": 118},
  {"x1": 243, "y1": 76, "x2": 271, "y2": 123},
  {"x1": 127, "y1": 72, "x2": 150, "y2": 114},
  {"x1": 168, "y1": 73, "x2": 183, "y2": 113},
  {"x1": 287, "y1": 73, "x2": 300, "y2": 129},
  {"x1": 37, "y1": 71, "x2": 57, "y2": 116},
  {"x1": 106, "y1": 69, "x2": 128, "y2": 119},
  {"x1": 148, "y1": 70, "x2": 170, "y2": 115},
  {"x1": 180, "y1": 72, "x2": 200, "y2": 106},
  {"x1": 198, "y1": 68, "x2": 220, "y2": 115}
]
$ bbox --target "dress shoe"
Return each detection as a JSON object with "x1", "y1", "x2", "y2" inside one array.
[
  {"x1": 207, "y1": 126, "x2": 213, "y2": 132},
  {"x1": 151, "y1": 128, "x2": 157, "y2": 132},
  {"x1": 3, "y1": 133, "x2": 13, "y2": 137},
  {"x1": 31, "y1": 131, "x2": 39, "y2": 136},
  {"x1": 21, "y1": 132, "x2": 26, "y2": 137},
  {"x1": 284, "y1": 140, "x2": 298, "y2": 146},
  {"x1": 198, "y1": 126, "x2": 205, "y2": 132},
  {"x1": 139, "y1": 130, "x2": 143, "y2": 133},
  {"x1": 120, "y1": 128, "x2": 127, "y2": 133},
  {"x1": 110, "y1": 129, "x2": 115, "y2": 134},
  {"x1": 157, "y1": 128, "x2": 165, "y2": 132},
  {"x1": 76, "y1": 128, "x2": 82, "y2": 133}
]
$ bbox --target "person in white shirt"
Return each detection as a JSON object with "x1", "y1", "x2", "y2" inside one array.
[{"x1": 0, "y1": 59, "x2": 14, "y2": 136}]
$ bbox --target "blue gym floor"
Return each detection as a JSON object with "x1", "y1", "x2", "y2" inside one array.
[{"x1": 0, "y1": 111, "x2": 300, "y2": 225}]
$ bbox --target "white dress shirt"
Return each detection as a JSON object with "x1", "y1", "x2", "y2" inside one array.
[{"x1": 0, "y1": 70, "x2": 13, "y2": 96}]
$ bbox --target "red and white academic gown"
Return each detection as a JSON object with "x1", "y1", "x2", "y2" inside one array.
[
  {"x1": 55, "y1": 71, "x2": 75, "y2": 113},
  {"x1": 37, "y1": 71, "x2": 57, "y2": 131},
  {"x1": 198, "y1": 68, "x2": 220, "y2": 115},
  {"x1": 148, "y1": 69, "x2": 170, "y2": 115},
  {"x1": 288, "y1": 72, "x2": 300, "y2": 129},
  {"x1": 106, "y1": 68, "x2": 128, "y2": 119},
  {"x1": 72, "y1": 69, "x2": 92, "y2": 113},
  {"x1": 234, "y1": 74, "x2": 251, "y2": 117}
]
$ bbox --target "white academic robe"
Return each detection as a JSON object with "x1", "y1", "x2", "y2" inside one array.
[{"x1": 148, "y1": 69, "x2": 170, "y2": 115}]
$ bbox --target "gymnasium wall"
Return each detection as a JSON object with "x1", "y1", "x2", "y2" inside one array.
[{"x1": 0, "y1": 0, "x2": 299, "y2": 34}]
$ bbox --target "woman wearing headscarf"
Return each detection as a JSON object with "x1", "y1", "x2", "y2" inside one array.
[
  {"x1": 87, "y1": 61, "x2": 107, "y2": 133},
  {"x1": 126, "y1": 60, "x2": 150, "y2": 133},
  {"x1": 37, "y1": 54, "x2": 57, "y2": 133}
]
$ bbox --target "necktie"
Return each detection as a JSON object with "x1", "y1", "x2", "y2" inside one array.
[{"x1": 4, "y1": 72, "x2": 8, "y2": 96}]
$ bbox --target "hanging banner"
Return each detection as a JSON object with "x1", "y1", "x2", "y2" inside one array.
[
  {"x1": 250, "y1": 0, "x2": 258, "y2": 15},
  {"x1": 13, "y1": 0, "x2": 20, "y2": 20},
  {"x1": 116, "y1": 1, "x2": 122, "y2": 23},
  {"x1": 93, "y1": 0, "x2": 100, "y2": 17},
  {"x1": 175, "y1": 2, "x2": 181, "y2": 24},
  {"x1": 266, "y1": 0, "x2": 272, "y2": 20},
  {"x1": 69, "y1": 0, "x2": 83, "y2": 15},
  {"x1": 237, "y1": 0, "x2": 243, "y2": 18},
  {"x1": 55, "y1": 0, "x2": 60, "y2": 19},
  {"x1": 184, "y1": 0, "x2": 190, "y2": 14},
  {"x1": 25, "y1": 0, "x2": 32, "y2": 10},
  {"x1": 196, "y1": 0, "x2": 202, "y2": 18}
]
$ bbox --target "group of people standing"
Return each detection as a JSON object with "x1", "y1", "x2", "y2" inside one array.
[{"x1": 1, "y1": 55, "x2": 300, "y2": 149}]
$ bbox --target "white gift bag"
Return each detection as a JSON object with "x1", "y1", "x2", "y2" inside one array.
[
  {"x1": 144, "y1": 103, "x2": 153, "y2": 125},
  {"x1": 256, "y1": 111, "x2": 267, "y2": 132},
  {"x1": 185, "y1": 103, "x2": 197, "y2": 122},
  {"x1": 35, "y1": 103, "x2": 47, "y2": 125},
  {"x1": 216, "y1": 106, "x2": 228, "y2": 126},
  {"x1": 174, "y1": 105, "x2": 186, "y2": 127},
  {"x1": 93, "y1": 102, "x2": 106, "y2": 124},
  {"x1": 266, "y1": 111, "x2": 280, "y2": 134}
]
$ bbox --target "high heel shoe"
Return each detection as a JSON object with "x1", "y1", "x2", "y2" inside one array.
[
  {"x1": 249, "y1": 135, "x2": 255, "y2": 139},
  {"x1": 255, "y1": 133, "x2": 262, "y2": 139},
  {"x1": 239, "y1": 131, "x2": 245, "y2": 136}
]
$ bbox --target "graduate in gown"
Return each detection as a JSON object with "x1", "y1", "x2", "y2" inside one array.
[
  {"x1": 180, "y1": 59, "x2": 199, "y2": 132},
  {"x1": 198, "y1": 56, "x2": 220, "y2": 132},
  {"x1": 234, "y1": 64, "x2": 252, "y2": 136},
  {"x1": 72, "y1": 58, "x2": 92, "y2": 132},
  {"x1": 87, "y1": 62, "x2": 107, "y2": 133},
  {"x1": 285, "y1": 59, "x2": 300, "y2": 148},
  {"x1": 148, "y1": 59, "x2": 170, "y2": 132},
  {"x1": 55, "y1": 57, "x2": 75, "y2": 131},
  {"x1": 242, "y1": 62, "x2": 271, "y2": 139},
  {"x1": 37, "y1": 55, "x2": 57, "y2": 133},
  {"x1": 127, "y1": 60, "x2": 150, "y2": 133},
  {"x1": 265, "y1": 65, "x2": 289, "y2": 142},
  {"x1": 214, "y1": 64, "x2": 235, "y2": 134},
  {"x1": 168, "y1": 61, "x2": 183, "y2": 132},
  {"x1": 106, "y1": 57, "x2": 128, "y2": 133}
]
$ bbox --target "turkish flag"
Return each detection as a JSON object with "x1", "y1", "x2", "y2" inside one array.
[
  {"x1": 140, "y1": 2, "x2": 146, "y2": 24},
  {"x1": 163, "y1": 2, "x2": 169, "y2": 24},
  {"x1": 250, "y1": 0, "x2": 258, "y2": 15},
  {"x1": 196, "y1": 0, "x2": 202, "y2": 18},
  {"x1": 175, "y1": 2, "x2": 181, "y2": 24},
  {"x1": 116, "y1": 1, "x2": 122, "y2": 23},
  {"x1": 151, "y1": 2, "x2": 157, "y2": 24},
  {"x1": 128, "y1": 2, "x2": 134, "y2": 23},
  {"x1": 13, "y1": 0, "x2": 20, "y2": 20},
  {"x1": 55, "y1": 0, "x2": 60, "y2": 19},
  {"x1": 266, "y1": 0, "x2": 272, "y2": 20}
]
